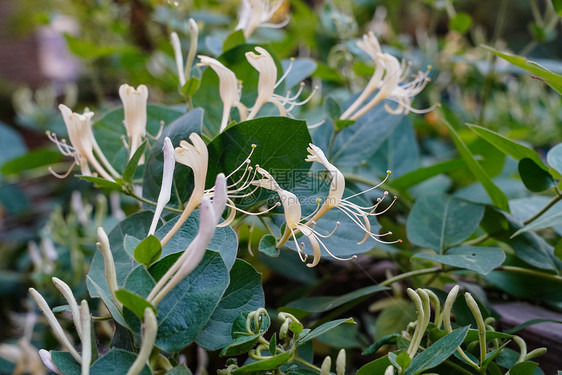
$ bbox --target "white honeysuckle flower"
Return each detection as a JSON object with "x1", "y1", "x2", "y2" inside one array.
[
  {"x1": 245, "y1": 47, "x2": 317, "y2": 120},
  {"x1": 52, "y1": 277, "x2": 83, "y2": 340},
  {"x1": 39, "y1": 349, "x2": 63, "y2": 375},
  {"x1": 126, "y1": 308, "x2": 157, "y2": 375},
  {"x1": 80, "y1": 300, "x2": 91, "y2": 375},
  {"x1": 236, "y1": 0, "x2": 289, "y2": 38},
  {"x1": 148, "y1": 174, "x2": 227, "y2": 305},
  {"x1": 119, "y1": 84, "x2": 148, "y2": 161},
  {"x1": 149, "y1": 137, "x2": 175, "y2": 236},
  {"x1": 170, "y1": 32, "x2": 186, "y2": 87},
  {"x1": 29, "y1": 288, "x2": 82, "y2": 362},
  {"x1": 170, "y1": 19, "x2": 199, "y2": 89},
  {"x1": 160, "y1": 133, "x2": 209, "y2": 246},
  {"x1": 340, "y1": 32, "x2": 435, "y2": 121},
  {"x1": 48, "y1": 105, "x2": 119, "y2": 181},
  {"x1": 304, "y1": 143, "x2": 400, "y2": 245},
  {"x1": 197, "y1": 55, "x2": 244, "y2": 133},
  {"x1": 252, "y1": 167, "x2": 352, "y2": 267}
]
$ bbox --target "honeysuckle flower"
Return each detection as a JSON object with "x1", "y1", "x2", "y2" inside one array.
[
  {"x1": 96, "y1": 227, "x2": 121, "y2": 310},
  {"x1": 29, "y1": 288, "x2": 82, "y2": 362},
  {"x1": 52, "y1": 277, "x2": 83, "y2": 340},
  {"x1": 80, "y1": 300, "x2": 91, "y2": 375},
  {"x1": 245, "y1": 47, "x2": 317, "y2": 120},
  {"x1": 170, "y1": 19, "x2": 199, "y2": 88},
  {"x1": 197, "y1": 55, "x2": 245, "y2": 133},
  {"x1": 252, "y1": 167, "x2": 353, "y2": 267},
  {"x1": 39, "y1": 349, "x2": 62, "y2": 375},
  {"x1": 336, "y1": 349, "x2": 346, "y2": 375},
  {"x1": 126, "y1": 308, "x2": 157, "y2": 375},
  {"x1": 160, "y1": 133, "x2": 208, "y2": 246},
  {"x1": 302, "y1": 143, "x2": 399, "y2": 246},
  {"x1": 119, "y1": 84, "x2": 148, "y2": 161},
  {"x1": 48, "y1": 105, "x2": 119, "y2": 181},
  {"x1": 340, "y1": 32, "x2": 435, "y2": 121},
  {"x1": 148, "y1": 174, "x2": 227, "y2": 305},
  {"x1": 149, "y1": 137, "x2": 175, "y2": 235},
  {"x1": 320, "y1": 356, "x2": 331, "y2": 375},
  {"x1": 236, "y1": 0, "x2": 289, "y2": 38}
]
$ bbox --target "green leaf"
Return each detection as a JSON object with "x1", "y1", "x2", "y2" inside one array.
[
  {"x1": 259, "y1": 234, "x2": 280, "y2": 257},
  {"x1": 509, "y1": 361, "x2": 538, "y2": 375},
  {"x1": 335, "y1": 119, "x2": 355, "y2": 131},
  {"x1": 220, "y1": 332, "x2": 263, "y2": 356},
  {"x1": 395, "y1": 351, "x2": 412, "y2": 370},
  {"x1": 165, "y1": 364, "x2": 193, "y2": 375},
  {"x1": 512, "y1": 206, "x2": 562, "y2": 237},
  {"x1": 357, "y1": 356, "x2": 392, "y2": 375},
  {"x1": 269, "y1": 333, "x2": 277, "y2": 355},
  {"x1": 449, "y1": 12, "x2": 472, "y2": 33},
  {"x1": 324, "y1": 96, "x2": 342, "y2": 121},
  {"x1": 285, "y1": 285, "x2": 388, "y2": 314},
  {"x1": 142, "y1": 109, "x2": 203, "y2": 206},
  {"x1": 367, "y1": 116, "x2": 419, "y2": 178},
  {"x1": 0, "y1": 121, "x2": 26, "y2": 168},
  {"x1": 412, "y1": 246, "x2": 505, "y2": 275},
  {"x1": 486, "y1": 269, "x2": 562, "y2": 302},
  {"x1": 180, "y1": 77, "x2": 201, "y2": 99},
  {"x1": 122, "y1": 141, "x2": 147, "y2": 183},
  {"x1": 332, "y1": 100, "x2": 403, "y2": 166},
  {"x1": 207, "y1": 116, "x2": 312, "y2": 195},
  {"x1": 297, "y1": 318, "x2": 356, "y2": 345},
  {"x1": 483, "y1": 45, "x2": 562, "y2": 95},
  {"x1": 151, "y1": 251, "x2": 230, "y2": 352},
  {"x1": 554, "y1": 0, "x2": 562, "y2": 16},
  {"x1": 518, "y1": 158, "x2": 554, "y2": 192},
  {"x1": 115, "y1": 289, "x2": 155, "y2": 320},
  {"x1": 232, "y1": 351, "x2": 293, "y2": 374},
  {"x1": 406, "y1": 194, "x2": 485, "y2": 252},
  {"x1": 442, "y1": 120, "x2": 509, "y2": 211},
  {"x1": 195, "y1": 260, "x2": 265, "y2": 350},
  {"x1": 51, "y1": 351, "x2": 81, "y2": 375},
  {"x1": 404, "y1": 326, "x2": 469, "y2": 375},
  {"x1": 547, "y1": 143, "x2": 562, "y2": 175},
  {"x1": 390, "y1": 158, "x2": 466, "y2": 191},
  {"x1": 78, "y1": 176, "x2": 124, "y2": 191},
  {"x1": 504, "y1": 318, "x2": 562, "y2": 334},
  {"x1": 134, "y1": 235, "x2": 162, "y2": 266},
  {"x1": 119, "y1": 265, "x2": 157, "y2": 322},
  {"x1": 1, "y1": 148, "x2": 63, "y2": 175},
  {"x1": 468, "y1": 124, "x2": 550, "y2": 170},
  {"x1": 87, "y1": 211, "x2": 155, "y2": 299},
  {"x1": 362, "y1": 333, "x2": 400, "y2": 355},
  {"x1": 90, "y1": 349, "x2": 151, "y2": 375},
  {"x1": 64, "y1": 34, "x2": 137, "y2": 60},
  {"x1": 222, "y1": 29, "x2": 246, "y2": 52}
]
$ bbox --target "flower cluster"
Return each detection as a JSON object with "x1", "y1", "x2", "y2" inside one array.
[
  {"x1": 252, "y1": 143, "x2": 399, "y2": 268},
  {"x1": 48, "y1": 84, "x2": 148, "y2": 180},
  {"x1": 179, "y1": 47, "x2": 316, "y2": 133},
  {"x1": 340, "y1": 32, "x2": 436, "y2": 121}
]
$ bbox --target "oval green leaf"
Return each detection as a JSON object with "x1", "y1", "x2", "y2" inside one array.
[{"x1": 518, "y1": 158, "x2": 554, "y2": 192}]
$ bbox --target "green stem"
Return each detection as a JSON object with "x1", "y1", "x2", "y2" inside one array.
[
  {"x1": 380, "y1": 267, "x2": 442, "y2": 287},
  {"x1": 462, "y1": 234, "x2": 490, "y2": 247},
  {"x1": 523, "y1": 193, "x2": 562, "y2": 225},
  {"x1": 293, "y1": 357, "x2": 322, "y2": 372},
  {"x1": 500, "y1": 266, "x2": 562, "y2": 281},
  {"x1": 126, "y1": 191, "x2": 183, "y2": 213}
]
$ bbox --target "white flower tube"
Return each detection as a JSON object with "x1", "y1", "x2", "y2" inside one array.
[
  {"x1": 119, "y1": 84, "x2": 148, "y2": 161},
  {"x1": 149, "y1": 137, "x2": 175, "y2": 235}
]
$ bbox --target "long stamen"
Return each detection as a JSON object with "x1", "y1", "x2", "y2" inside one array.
[
  {"x1": 345, "y1": 170, "x2": 391, "y2": 200},
  {"x1": 310, "y1": 220, "x2": 340, "y2": 238},
  {"x1": 274, "y1": 57, "x2": 295, "y2": 89}
]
